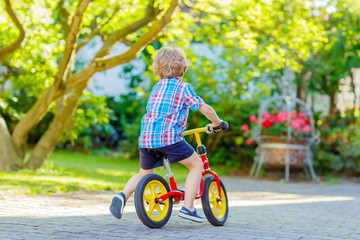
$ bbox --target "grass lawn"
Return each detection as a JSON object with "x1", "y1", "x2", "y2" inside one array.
[{"x1": 0, "y1": 150, "x2": 227, "y2": 195}]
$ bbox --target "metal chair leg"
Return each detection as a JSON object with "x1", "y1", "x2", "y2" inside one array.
[
  {"x1": 308, "y1": 158, "x2": 319, "y2": 183},
  {"x1": 305, "y1": 150, "x2": 319, "y2": 183},
  {"x1": 303, "y1": 165, "x2": 311, "y2": 179},
  {"x1": 285, "y1": 149, "x2": 290, "y2": 182},
  {"x1": 255, "y1": 151, "x2": 265, "y2": 178},
  {"x1": 249, "y1": 162, "x2": 257, "y2": 177}
]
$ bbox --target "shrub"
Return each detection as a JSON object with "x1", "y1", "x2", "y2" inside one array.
[{"x1": 313, "y1": 113, "x2": 360, "y2": 176}]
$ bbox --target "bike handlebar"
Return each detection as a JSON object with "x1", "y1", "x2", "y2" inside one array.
[
  {"x1": 184, "y1": 121, "x2": 229, "y2": 136},
  {"x1": 206, "y1": 121, "x2": 229, "y2": 134}
]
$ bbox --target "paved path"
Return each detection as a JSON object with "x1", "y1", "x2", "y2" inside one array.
[{"x1": 1, "y1": 177, "x2": 360, "y2": 240}]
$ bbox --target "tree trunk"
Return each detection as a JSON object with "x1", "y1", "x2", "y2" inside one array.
[
  {"x1": 26, "y1": 81, "x2": 89, "y2": 169},
  {"x1": 12, "y1": 86, "x2": 57, "y2": 158},
  {"x1": 0, "y1": 116, "x2": 22, "y2": 171},
  {"x1": 11, "y1": 0, "x2": 92, "y2": 159},
  {"x1": 329, "y1": 92, "x2": 337, "y2": 116}
]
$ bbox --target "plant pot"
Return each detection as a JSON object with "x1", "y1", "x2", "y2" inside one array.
[{"x1": 257, "y1": 136, "x2": 310, "y2": 169}]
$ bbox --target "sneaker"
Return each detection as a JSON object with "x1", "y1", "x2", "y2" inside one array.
[
  {"x1": 110, "y1": 192, "x2": 126, "y2": 219},
  {"x1": 178, "y1": 206, "x2": 204, "y2": 223}
]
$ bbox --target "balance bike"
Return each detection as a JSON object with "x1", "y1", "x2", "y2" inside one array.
[{"x1": 134, "y1": 122, "x2": 229, "y2": 228}]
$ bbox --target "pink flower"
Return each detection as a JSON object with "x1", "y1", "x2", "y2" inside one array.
[
  {"x1": 249, "y1": 115, "x2": 257, "y2": 122},
  {"x1": 276, "y1": 111, "x2": 288, "y2": 123},
  {"x1": 292, "y1": 119, "x2": 302, "y2": 129},
  {"x1": 241, "y1": 124, "x2": 249, "y2": 131},
  {"x1": 263, "y1": 111, "x2": 271, "y2": 120},
  {"x1": 298, "y1": 112, "x2": 306, "y2": 118},
  {"x1": 303, "y1": 125, "x2": 311, "y2": 132},
  {"x1": 299, "y1": 119, "x2": 307, "y2": 126},
  {"x1": 296, "y1": 127, "x2": 302, "y2": 133},
  {"x1": 246, "y1": 138, "x2": 254, "y2": 145}
]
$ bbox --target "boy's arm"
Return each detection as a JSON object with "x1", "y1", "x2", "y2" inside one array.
[{"x1": 199, "y1": 103, "x2": 222, "y2": 131}]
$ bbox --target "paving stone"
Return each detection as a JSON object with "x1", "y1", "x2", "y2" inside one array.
[{"x1": 1, "y1": 177, "x2": 360, "y2": 239}]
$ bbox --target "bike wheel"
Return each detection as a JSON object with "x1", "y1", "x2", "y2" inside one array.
[
  {"x1": 201, "y1": 175, "x2": 229, "y2": 226},
  {"x1": 134, "y1": 173, "x2": 173, "y2": 228}
]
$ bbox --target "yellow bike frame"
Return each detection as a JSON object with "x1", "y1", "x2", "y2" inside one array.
[{"x1": 184, "y1": 127, "x2": 207, "y2": 147}]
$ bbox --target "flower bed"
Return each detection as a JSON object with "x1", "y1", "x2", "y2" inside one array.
[
  {"x1": 242, "y1": 111, "x2": 313, "y2": 169},
  {"x1": 242, "y1": 110, "x2": 312, "y2": 142}
]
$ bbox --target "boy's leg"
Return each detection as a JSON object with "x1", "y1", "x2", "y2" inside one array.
[
  {"x1": 123, "y1": 168, "x2": 154, "y2": 200},
  {"x1": 110, "y1": 168, "x2": 154, "y2": 219},
  {"x1": 178, "y1": 152, "x2": 203, "y2": 211}
]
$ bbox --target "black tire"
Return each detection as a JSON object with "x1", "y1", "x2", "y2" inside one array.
[
  {"x1": 134, "y1": 173, "x2": 173, "y2": 228},
  {"x1": 201, "y1": 175, "x2": 229, "y2": 226}
]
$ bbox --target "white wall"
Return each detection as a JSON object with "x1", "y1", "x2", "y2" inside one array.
[
  {"x1": 76, "y1": 36, "x2": 146, "y2": 100},
  {"x1": 337, "y1": 68, "x2": 360, "y2": 113}
]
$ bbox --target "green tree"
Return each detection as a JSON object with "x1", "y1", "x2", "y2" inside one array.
[
  {"x1": 0, "y1": 0, "x2": 179, "y2": 170},
  {"x1": 0, "y1": 0, "x2": 326, "y2": 171},
  {"x1": 295, "y1": 0, "x2": 360, "y2": 115}
]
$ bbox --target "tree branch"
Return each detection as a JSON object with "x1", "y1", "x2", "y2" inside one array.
[
  {"x1": 95, "y1": 2, "x2": 161, "y2": 58},
  {"x1": 60, "y1": 0, "x2": 179, "y2": 96},
  {"x1": 53, "y1": 0, "x2": 91, "y2": 90},
  {"x1": 94, "y1": 0, "x2": 179, "y2": 70},
  {"x1": 11, "y1": 0, "x2": 178, "y2": 155},
  {"x1": 58, "y1": 0, "x2": 70, "y2": 37},
  {"x1": 120, "y1": 38, "x2": 133, "y2": 46},
  {"x1": 76, "y1": 5, "x2": 121, "y2": 52},
  {"x1": 120, "y1": 33, "x2": 165, "y2": 47},
  {"x1": 0, "y1": 0, "x2": 26, "y2": 60}
]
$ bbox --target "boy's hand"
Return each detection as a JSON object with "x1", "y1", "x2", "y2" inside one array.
[{"x1": 210, "y1": 120, "x2": 222, "y2": 132}]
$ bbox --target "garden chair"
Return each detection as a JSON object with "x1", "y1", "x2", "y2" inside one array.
[{"x1": 249, "y1": 96, "x2": 320, "y2": 182}]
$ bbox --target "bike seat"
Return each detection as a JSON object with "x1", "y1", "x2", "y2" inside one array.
[{"x1": 147, "y1": 149, "x2": 167, "y2": 159}]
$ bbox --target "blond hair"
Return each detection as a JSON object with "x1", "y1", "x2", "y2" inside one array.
[{"x1": 153, "y1": 46, "x2": 189, "y2": 79}]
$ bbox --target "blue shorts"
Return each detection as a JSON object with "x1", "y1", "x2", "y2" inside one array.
[{"x1": 139, "y1": 140, "x2": 195, "y2": 170}]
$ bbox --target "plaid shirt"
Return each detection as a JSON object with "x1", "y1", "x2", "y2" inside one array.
[{"x1": 139, "y1": 77, "x2": 204, "y2": 148}]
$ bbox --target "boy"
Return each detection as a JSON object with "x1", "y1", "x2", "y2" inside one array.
[{"x1": 110, "y1": 46, "x2": 222, "y2": 223}]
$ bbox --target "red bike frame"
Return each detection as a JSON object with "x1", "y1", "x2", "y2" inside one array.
[{"x1": 157, "y1": 127, "x2": 223, "y2": 204}]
